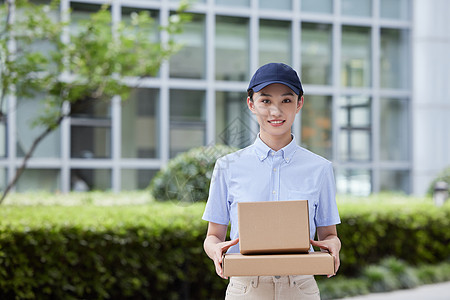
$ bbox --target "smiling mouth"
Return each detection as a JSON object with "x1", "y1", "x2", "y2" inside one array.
[{"x1": 268, "y1": 120, "x2": 285, "y2": 125}]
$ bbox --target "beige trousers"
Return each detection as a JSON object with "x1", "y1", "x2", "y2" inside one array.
[{"x1": 225, "y1": 275, "x2": 320, "y2": 300}]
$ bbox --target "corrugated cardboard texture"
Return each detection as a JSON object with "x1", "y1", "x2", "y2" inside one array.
[
  {"x1": 223, "y1": 252, "x2": 335, "y2": 277},
  {"x1": 238, "y1": 200, "x2": 310, "y2": 254}
]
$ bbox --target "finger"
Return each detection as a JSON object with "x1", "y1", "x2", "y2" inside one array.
[
  {"x1": 217, "y1": 250, "x2": 223, "y2": 264},
  {"x1": 326, "y1": 253, "x2": 339, "y2": 278},
  {"x1": 311, "y1": 239, "x2": 331, "y2": 252},
  {"x1": 213, "y1": 257, "x2": 226, "y2": 279},
  {"x1": 334, "y1": 255, "x2": 340, "y2": 273},
  {"x1": 221, "y1": 238, "x2": 240, "y2": 252},
  {"x1": 310, "y1": 239, "x2": 322, "y2": 247}
]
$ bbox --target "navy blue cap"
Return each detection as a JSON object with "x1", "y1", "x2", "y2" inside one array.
[{"x1": 247, "y1": 63, "x2": 303, "y2": 95}]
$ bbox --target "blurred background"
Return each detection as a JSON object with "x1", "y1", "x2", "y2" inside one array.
[{"x1": 1, "y1": 0, "x2": 449, "y2": 197}]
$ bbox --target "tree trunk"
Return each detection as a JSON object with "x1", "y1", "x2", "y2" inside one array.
[{"x1": 0, "y1": 116, "x2": 64, "y2": 205}]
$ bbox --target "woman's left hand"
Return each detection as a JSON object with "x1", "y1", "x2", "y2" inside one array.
[{"x1": 312, "y1": 225, "x2": 341, "y2": 277}]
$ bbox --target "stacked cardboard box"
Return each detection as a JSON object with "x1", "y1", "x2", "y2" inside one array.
[{"x1": 222, "y1": 200, "x2": 335, "y2": 277}]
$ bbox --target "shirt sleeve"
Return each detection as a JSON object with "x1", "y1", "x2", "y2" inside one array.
[
  {"x1": 202, "y1": 157, "x2": 230, "y2": 225},
  {"x1": 315, "y1": 162, "x2": 341, "y2": 227}
]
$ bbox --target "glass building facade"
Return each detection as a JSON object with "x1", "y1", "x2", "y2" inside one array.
[{"x1": 1, "y1": 0, "x2": 414, "y2": 195}]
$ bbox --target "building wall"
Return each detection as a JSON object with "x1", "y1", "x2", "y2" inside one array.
[
  {"x1": 3, "y1": 0, "x2": 434, "y2": 196},
  {"x1": 412, "y1": 0, "x2": 450, "y2": 195}
]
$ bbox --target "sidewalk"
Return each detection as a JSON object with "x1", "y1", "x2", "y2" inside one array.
[{"x1": 340, "y1": 281, "x2": 450, "y2": 300}]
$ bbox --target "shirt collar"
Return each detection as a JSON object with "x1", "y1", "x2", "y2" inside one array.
[{"x1": 253, "y1": 134, "x2": 298, "y2": 163}]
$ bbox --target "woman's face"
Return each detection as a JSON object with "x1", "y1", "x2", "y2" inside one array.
[{"x1": 248, "y1": 83, "x2": 303, "y2": 142}]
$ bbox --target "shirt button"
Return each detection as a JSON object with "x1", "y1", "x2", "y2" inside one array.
[
  {"x1": 273, "y1": 168, "x2": 276, "y2": 172},
  {"x1": 271, "y1": 152, "x2": 275, "y2": 156},
  {"x1": 272, "y1": 190, "x2": 276, "y2": 194}
]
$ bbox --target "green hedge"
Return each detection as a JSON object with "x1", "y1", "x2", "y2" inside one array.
[
  {"x1": 0, "y1": 204, "x2": 225, "y2": 300},
  {"x1": 1, "y1": 199, "x2": 449, "y2": 299},
  {"x1": 336, "y1": 199, "x2": 450, "y2": 275}
]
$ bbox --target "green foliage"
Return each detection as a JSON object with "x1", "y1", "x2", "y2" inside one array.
[
  {"x1": 363, "y1": 265, "x2": 400, "y2": 292},
  {"x1": 1, "y1": 1, "x2": 190, "y2": 126},
  {"x1": 318, "y1": 258, "x2": 450, "y2": 300},
  {"x1": 415, "y1": 261, "x2": 450, "y2": 284},
  {"x1": 335, "y1": 199, "x2": 450, "y2": 276},
  {"x1": 0, "y1": 197, "x2": 449, "y2": 298},
  {"x1": 379, "y1": 257, "x2": 420, "y2": 289},
  {"x1": 1, "y1": 0, "x2": 63, "y2": 107},
  {"x1": 318, "y1": 277, "x2": 370, "y2": 300},
  {"x1": 427, "y1": 165, "x2": 450, "y2": 195},
  {"x1": 0, "y1": 0, "x2": 190, "y2": 202},
  {"x1": 0, "y1": 203, "x2": 227, "y2": 299},
  {"x1": 149, "y1": 145, "x2": 237, "y2": 203}
]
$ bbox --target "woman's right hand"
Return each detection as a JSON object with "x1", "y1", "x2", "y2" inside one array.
[
  {"x1": 203, "y1": 222, "x2": 239, "y2": 279},
  {"x1": 211, "y1": 238, "x2": 239, "y2": 279}
]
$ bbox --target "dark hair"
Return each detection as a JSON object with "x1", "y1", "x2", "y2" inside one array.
[{"x1": 247, "y1": 88, "x2": 303, "y2": 102}]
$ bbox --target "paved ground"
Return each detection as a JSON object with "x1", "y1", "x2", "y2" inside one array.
[{"x1": 340, "y1": 281, "x2": 450, "y2": 300}]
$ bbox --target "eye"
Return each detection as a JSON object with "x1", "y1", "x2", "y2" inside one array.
[
  {"x1": 282, "y1": 99, "x2": 292, "y2": 103},
  {"x1": 261, "y1": 99, "x2": 270, "y2": 104}
]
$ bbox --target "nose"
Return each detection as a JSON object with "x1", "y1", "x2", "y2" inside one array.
[{"x1": 269, "y1": 104, "x2": 282, "y2": 116}]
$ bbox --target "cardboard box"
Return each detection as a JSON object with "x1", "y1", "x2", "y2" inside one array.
[
  {"x1": 238, "y1": 200, "x2": 310, "y2": 254},
  {"x1": 222, "y1": 252, "x2": 335, "y2": 277}
]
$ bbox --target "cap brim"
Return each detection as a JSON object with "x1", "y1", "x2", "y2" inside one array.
[{"x1": 250, "y1": 81, "x2": 301, "y2": 95}]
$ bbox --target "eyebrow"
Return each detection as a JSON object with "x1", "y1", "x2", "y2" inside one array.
[{"x1": 259, "y1": 92, "x2": 295, "y2": 97}]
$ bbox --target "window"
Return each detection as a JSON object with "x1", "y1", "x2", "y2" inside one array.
[
  {"x1": 301, "y1": 23, "x2": 332, "y2": 85},
  {"x1": 215, "y1": 91, "x2": 256, "y2": 148},
  {"x1": 341, "y1": 26, "x2": 372, "y2": 87},
  {"x1": 121, "y1": 169, "x2": 157, "y2": 190},
  {"x1": 16, "y1": 95, "x2": 61, "y2": 158},
  {"x1": 380, "y1": 0, "x2": 410, "y2": 20},
  {"x1": 122, "y1": 89, "x2": 159, "y2": 158},
  {"x1": 380, "y1": 98, "x2": 409, "y2": 161},
  {"x1": 70, "y1": 2, "x2": 102, "y2": 35},
  {"x1": 0, "y1": 168, "x2": 5, "y2": 193},
  {"x1": 336, "y1": 169, "x2": 372, "y2": 196},
  {"x1": 70, "y1": 98, "x2": 111, "y2": 159},
  {"x1": 301, "y1": 95, "x2": 333, "y2": 159},
  {"x1": 215, "y1": 0, "x2": 249, "y2": 7},
  {"x1": 15, "y1": 1, "x2": 60, "y2": 72},
  {"x1": 171, "y1": 0, "x2": 205, "y2": 2},
  {"x1": 170, "y1": 14, "x2": 206, "y2": 79},
  {"x1": 301, "y1": 0, "x2": 333, "y2": 14},
  {"x1": 259, "y1": 20, "x2": 291, "y2": 66},
  {"x1": 339, "y1": 96, "x2": 371, "y2": 161},
  {"x1": 259, "y1": 0, "x2": 291, "y2": 10},
  {"x1": 380, "y1": 28, "x2": 409, "y2": 89},
  {"x1": 170, "y1": 90, "x2": 206, "y2": 157},
  {"x1": 121, "y1": 7, "x2": 160, "y2": 43},
  {"x1": 380, "y1": 170, "x2": 410, "y2": 194},
  {"x1": 0, "y1": 119, "x2": 5, "y2": 158},
  {"x1": 71, "y1": 169, "x2": 111, "y2": 191},
  {"x1": 16, "y1": 169, "x2": 60, "y2": 192},
  {"x1": 0, "y1": 97, "x2": 5, "y2": 158},
  {"x1": 341, "y1": 0, "x2": 372, "y2": 17},
  {"x1": 215, "y1": 16, "x2": 249, "y2": 81}
]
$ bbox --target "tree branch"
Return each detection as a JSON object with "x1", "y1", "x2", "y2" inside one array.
[{"x1": 0, "y1": 115, "x2": 64, "y2": 205}]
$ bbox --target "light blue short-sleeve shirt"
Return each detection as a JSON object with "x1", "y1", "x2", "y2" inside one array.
[{"x1": 202, "y1": 135, "x2": 341, "y2": 253}]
